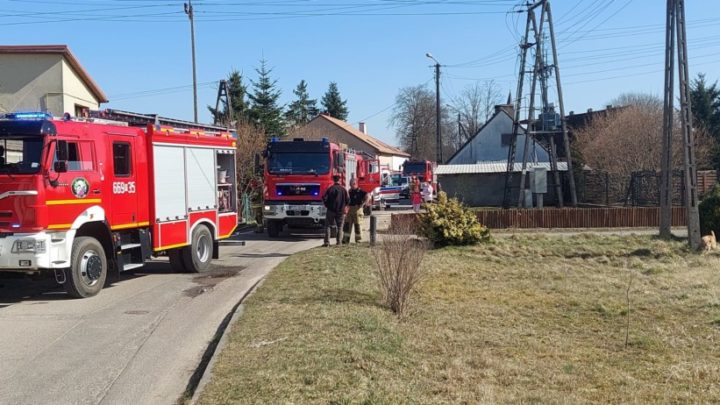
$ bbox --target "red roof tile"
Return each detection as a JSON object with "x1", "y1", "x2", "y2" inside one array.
[{"x1": 315, "y1": 114, "x2": 410, "y2": 157}]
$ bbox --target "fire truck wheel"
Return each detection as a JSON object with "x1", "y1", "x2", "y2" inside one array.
[
  {"x1": 168, "y1": 249, "x2": 188, "y2": 273},
  {"x1": 182, "y1": 225, "x2": 213, "y2": 273},
  {"x1": 64, "y1": 237, "x2": 107, "y2": 298}
]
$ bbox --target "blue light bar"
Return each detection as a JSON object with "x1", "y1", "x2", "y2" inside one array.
[
  {"x1": 271, "y1": 137, "x2": 279, "y2": 143},
  {"x1": 4, "y1": 112, "x2": 52, "y2": 120}
]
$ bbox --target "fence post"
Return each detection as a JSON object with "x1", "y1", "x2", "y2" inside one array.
[{"x1": 369, "y1": 215, "x2": 377, "y2": 246}]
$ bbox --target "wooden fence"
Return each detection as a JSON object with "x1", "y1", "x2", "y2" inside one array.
[{"x1": 391, "y1": 207, "x2": 687, "y2": 230}]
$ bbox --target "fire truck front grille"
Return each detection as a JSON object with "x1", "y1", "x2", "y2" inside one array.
[
  {"x1": 276, "y1": 184, "x2": 320, "y2": 197},
  {"x1": 287, "y1": 210, "x2": 310, "y2": 216}
]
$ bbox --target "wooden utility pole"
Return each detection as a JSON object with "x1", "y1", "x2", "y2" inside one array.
[
  {"x1": 659, "y1": 0, "x2": 700, "y2": 249},
  {"x1": 184, "y1": 0, "x2": 198, "y2": 123}
]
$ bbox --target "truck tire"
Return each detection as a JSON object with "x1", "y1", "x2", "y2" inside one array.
[
  {"x1": 168, "y1": 248, "x2": 188, "y2": 273},
  {"x1": 181, "y1": 224, "x2": 213, "y2": 273},
  {"x1": 64, "y1": 236, "x2": 107, "y2": 298},
  {"x1": 267, "y1": 220, "x2": 281, "y2": 238}
]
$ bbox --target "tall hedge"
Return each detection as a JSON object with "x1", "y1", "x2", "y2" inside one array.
[{"x1": 699, "y1": 184, "x2": 720, "y2": 235}]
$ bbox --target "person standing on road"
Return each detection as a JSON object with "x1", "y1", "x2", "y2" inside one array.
[
  {"x1": 342, "y1": 178, "x2": 370, "y2": 244},
  {"x1": 421, "y1": 181, "x2": 434, "y2": 203},
  {"x1": 322, "y1": 175, "x2": 349, "y2": 246},
  {"x1": 410, "y1": 176, "x2": 422, "y2": 213}
]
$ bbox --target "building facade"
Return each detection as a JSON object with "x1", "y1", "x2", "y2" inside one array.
[
  {"x1": 447, "y1": 105, "x2": 549, "y2": 165},
  {"x1": 292, "y1": 114, "x2": 410, "y2": 171},
  {"x1": 0, "y1": 45, "x2": 107, "y2": 117}
]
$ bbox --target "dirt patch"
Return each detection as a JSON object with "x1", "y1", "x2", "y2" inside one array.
[{"x1": 183, "y1": 267, "x2": 245, "y2": 298}]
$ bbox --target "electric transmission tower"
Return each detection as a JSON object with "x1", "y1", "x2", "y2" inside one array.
[
  {"x1": 502, "y1": 0, "x2": 577, "y2": 208},
  {"x1": 213, "y1": 80, "x2": 234, "y2": 127},
  {"x1": 659, "y1": 0, "x2": 701, "y2": 248}
]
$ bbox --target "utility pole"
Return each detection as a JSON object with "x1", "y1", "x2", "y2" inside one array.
[
  {"x1": 184, "y1": 0, "x2": 198, "y2": 123},
  {"x1": 660, "y1": 0, "x2": 700, "y2": 249},
  {"x1": 426, "y1": 53, "x2": 442, "y2": 164}
]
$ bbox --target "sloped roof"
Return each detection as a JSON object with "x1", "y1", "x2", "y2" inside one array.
[
  {"x1": 446, "y1": 107, "x2": 515, "y2": 163},
  {"x1": 314, "y1": 114, "x2": 410, "y2": 157},
  {"x1": 0, "y1": 45, "x2": 108, "y2": 103},
  {"x1": 436, "y1": 161, "x2": 567, "y2": 175}
]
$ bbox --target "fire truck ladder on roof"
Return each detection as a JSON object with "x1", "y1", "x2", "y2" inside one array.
[{"x1": 89, "y1": 108, "x2": 233, "y2": 134}]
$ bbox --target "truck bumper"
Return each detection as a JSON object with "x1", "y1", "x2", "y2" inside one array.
[
  {"x1": 0, "y1": 231, "x2": 73, "y2": 272},
  {"x1": 263, "y1": 201, "x2": 326, "y2": 225}
]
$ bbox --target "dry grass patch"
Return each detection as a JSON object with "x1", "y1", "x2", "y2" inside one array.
[{"x1": 198, "y1": 235, "x2": 720, "y2": 404}]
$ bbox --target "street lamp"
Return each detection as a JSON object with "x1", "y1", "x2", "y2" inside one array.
[
  {"x1": 426, "y1": 53, "x2": 442, "y2": 164},
  {"x1": 184, "y1": 0, "x2": 198, "y2": 123}
]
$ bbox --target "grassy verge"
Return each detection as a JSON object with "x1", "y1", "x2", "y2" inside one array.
[{"x1": 199, "y1": 235, "x2": 720, "y2": 404}]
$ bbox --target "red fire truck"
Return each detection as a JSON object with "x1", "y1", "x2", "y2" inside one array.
[
  {"x1": 402, "y1": 160, "x2": 436, "y2": 186},
  {"x1": 262, "y1": 137, "x2": 380, "y2": 237},
  {"x1": 0, "y1": 110, "x2": 238, "y2": 298}
]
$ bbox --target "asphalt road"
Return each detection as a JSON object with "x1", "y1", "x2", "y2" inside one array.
[{"x1": 0, "y1": 228, "x2": 322, "y2": 405}]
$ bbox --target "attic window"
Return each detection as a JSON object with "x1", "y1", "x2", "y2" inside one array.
[{"x1": 501, "y1": 133, "x2": 514, "y2": 146}]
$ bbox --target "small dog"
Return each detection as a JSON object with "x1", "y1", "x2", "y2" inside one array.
[{"x1": 701, "y1": 230, "x2": 717, "y2": 252}]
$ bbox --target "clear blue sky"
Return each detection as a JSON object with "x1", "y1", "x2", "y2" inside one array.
[{"x1": 2, "y1": 0, "x2": 719, "y2": 147}]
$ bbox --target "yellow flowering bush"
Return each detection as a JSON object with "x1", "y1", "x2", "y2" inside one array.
[{"x1": 419, "y1": 192, "x2": 490, "y2": 246}]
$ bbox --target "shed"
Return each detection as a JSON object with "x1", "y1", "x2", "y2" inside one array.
[{"x1": 437, "y1": 161, "x2": 568, "y2": 207}]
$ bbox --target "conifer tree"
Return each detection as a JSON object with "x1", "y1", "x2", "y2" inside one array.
[
  {"x1": 208, "y1": 70, "x2": 249, "y2": 125},
  {"x1": 285, "y1": 80, "x2": 318, "y2": 129},
  {"x1": 321, "y1": 81, "x2": 349, "y2": 121},
  {"x1": 248, "y1": 59, "x2": 284, "y2": 138}
]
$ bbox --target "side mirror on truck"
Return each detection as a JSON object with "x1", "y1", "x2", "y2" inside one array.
[{"x1": 54, "y1": 140, "x2": 68, "y2": 173}]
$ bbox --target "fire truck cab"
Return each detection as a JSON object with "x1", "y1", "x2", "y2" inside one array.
[
  {"x1": 262, "y1": 137, "x2": 380, "y2": 237},
  {"x1": 0, "y1": 111, "x2": 238, "y2": 298}
]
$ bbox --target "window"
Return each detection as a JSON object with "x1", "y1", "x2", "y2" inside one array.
[
  {"x1": 0, "y1": 137, "x2": 43, "y2": 174},
  {"x1": 53, "y1": 141, "x2": 95, "y2": 171},
  {"x1": 501, "y1": 133, "x2": 514, "y2": 146},
  {"x1": 113, "y1": 142, "x2": 131, "y2": 176},
  {"x1": 267, "y1": 152, "x2": 329, "y2": 175},
  {"x1": 74, "y1": 104, "x2": 89, "y2": 118}
]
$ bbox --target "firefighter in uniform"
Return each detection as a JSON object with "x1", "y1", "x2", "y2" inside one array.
[
  {"x1": 322, "y1": 175, "x2": 350, "y2": 246},
  {"x1": 342, "y1": 178, "x2": 370, "y2": 244}
]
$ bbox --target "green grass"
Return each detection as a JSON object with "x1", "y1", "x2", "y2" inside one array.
[{"x1": 198, "y1": 234, "x2": 720, "y2": 404}]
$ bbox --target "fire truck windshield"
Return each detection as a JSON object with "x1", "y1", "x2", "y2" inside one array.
[
  {"x1": 268, "y1": 152, "x2": 330, "y2": 175},
  {"x1": 402, "y1": 162, "x2": 426, "y2": 175},
  {"x1": 0, "y1": 136, "x2": 44, "y2": 174}
]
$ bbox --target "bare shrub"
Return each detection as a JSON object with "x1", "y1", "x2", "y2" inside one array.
[
  {"x1": 575, "y1": 97, "x2": 717, "y2": 199},
  {"x1": 370, "y1": 221, "x2": 428, "y2": 316}
]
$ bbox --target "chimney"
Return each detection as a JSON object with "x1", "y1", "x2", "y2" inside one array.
[
  {"x1": 494, "y1": 103, "x2": 514, "y2": 117},
  {"x1": 359, "y1": 122, "x2": 367, "y2": 134}
]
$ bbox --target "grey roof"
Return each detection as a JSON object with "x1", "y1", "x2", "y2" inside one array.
[{"x1": 436, "y1": 161, "x2": 568, "y2": 175}]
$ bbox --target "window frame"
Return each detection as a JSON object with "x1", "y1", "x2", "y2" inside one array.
[{"x1": 112, "y1": 141, "x2": 132, "y2": 177}]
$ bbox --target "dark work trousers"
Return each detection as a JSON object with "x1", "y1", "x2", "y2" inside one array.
[{"x1": 324, "y1": 210, "x2": 345, "y2": 245}]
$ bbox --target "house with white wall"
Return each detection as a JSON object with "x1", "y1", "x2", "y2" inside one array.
[{"x1": 0, "y1": 45, "x2": 107, "y2": 117}]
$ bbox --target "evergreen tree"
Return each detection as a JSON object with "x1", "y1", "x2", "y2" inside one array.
[
  {"x1": 284, "y1": 80, "x2": 318, "y2": 129},
  {"x1": 321, "y1": 82, "x2": 349, "y2": 121},
  {"x1": 208, "y1": 70, "x2": 249, "y2": 125},
  {"x1": 248, "y1": 59, "x2": 285, "y2": 138},
  {"x1": 690, "y1": 73, "x2": 720, "y2": 138}
]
